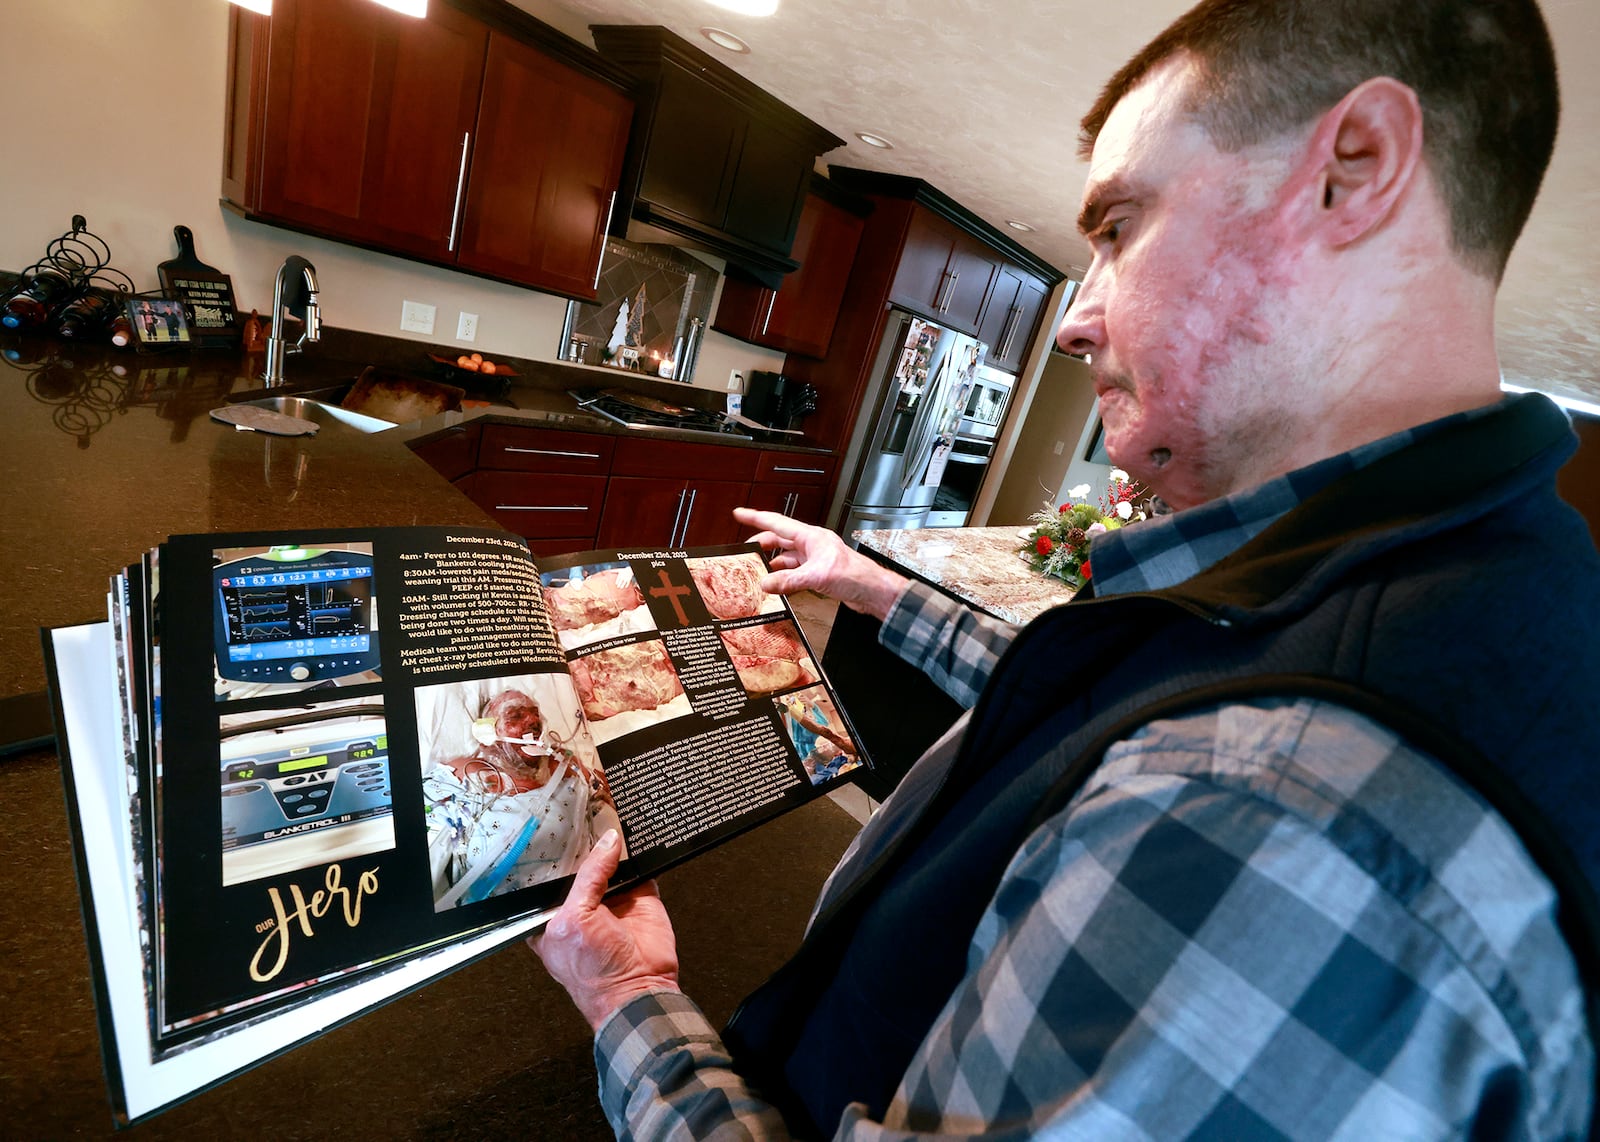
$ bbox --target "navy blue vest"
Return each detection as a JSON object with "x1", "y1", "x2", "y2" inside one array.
[{"x1": 724, "y1": 394, "x2": 1600, "y2": 1137}]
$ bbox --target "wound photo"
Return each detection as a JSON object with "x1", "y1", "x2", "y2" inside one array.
[
  {"x1": 720, "y1": 618, "x2": 818, "y2": 695},
  {"x1": 541, "y1": 561, "x2": 657, "y2": 652},
  {"x1": 685, "y1": 551, "x2": 783, "y2": 620},
  {"x1": 777, "y1": 685, "x2": 861, "y2": 785},
  {"x1": 569, "y1": 638, "x2": 693, "y2": 746},
  {"x1": 218, "y1": 697, "x2": 394, "y2": 887},
  {"x1": 211, "y1": 542, "x2": 380, "y2": 703},
  {"x1": 415, "y1": 675, "x2": 621, "y2": 911}
]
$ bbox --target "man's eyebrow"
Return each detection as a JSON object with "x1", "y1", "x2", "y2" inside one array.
[{"x1": 1077, "y1": 181, "x2": 1137, "y2": 237}]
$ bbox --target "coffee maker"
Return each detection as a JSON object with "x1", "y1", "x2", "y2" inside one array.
[{"x1": 743, "y1": 371, "x2": 817, "y2": 432}]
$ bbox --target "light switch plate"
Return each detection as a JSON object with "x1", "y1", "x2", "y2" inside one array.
[{"x1": 400, "y1": 300, "x2": 436, "y2": 335}]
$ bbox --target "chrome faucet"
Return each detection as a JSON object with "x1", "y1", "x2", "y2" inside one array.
[{"x1": 263, "y1": 255, "x2": 321, "y2": 387}]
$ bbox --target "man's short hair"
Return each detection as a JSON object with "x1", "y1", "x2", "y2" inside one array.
[{"x1": 1079, "y1": 0, "x2": 1560, "y2": 281}]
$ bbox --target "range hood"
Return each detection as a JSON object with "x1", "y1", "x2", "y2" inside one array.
[{"x1": 592, "y1": 25, "x2": 844, "y2": 290}]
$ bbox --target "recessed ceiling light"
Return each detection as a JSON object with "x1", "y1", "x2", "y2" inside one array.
[
  {"x1": 700, "y1": 27, "x2": 751, "y2": 53},
  {"x1": 855, "y1": 132, "x2": 894, "y2": 149},
  {"x1": 706, "y1": 0, "x2": 779, "y2": 15},
  {"x1": 1005, "y1": 220, "x2": 1035, "y2": 232}
]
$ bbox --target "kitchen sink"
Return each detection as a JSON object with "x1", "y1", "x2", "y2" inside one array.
[{"x1": 226, "y1": 384, "x2": 395, "y2": 434}]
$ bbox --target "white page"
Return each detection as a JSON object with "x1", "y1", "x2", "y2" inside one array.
[{"x1": 50, "y1": 623, "x2": 550, "y2": 1122}]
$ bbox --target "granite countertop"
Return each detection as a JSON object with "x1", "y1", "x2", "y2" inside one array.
[
  {"x1": 0, "y1": 335, "x2": 501, "y2": 745},
  {"x1": 854, "y1": 526, "x2": 1076, "y2": 623}
]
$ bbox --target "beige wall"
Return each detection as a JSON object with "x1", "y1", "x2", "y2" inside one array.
[
  {"x1": 988, "y1": 351, "x2": 1097, "y2": 525},
  {"x1": 0, "y1": 0, "x2": 784, "y2": 393}
]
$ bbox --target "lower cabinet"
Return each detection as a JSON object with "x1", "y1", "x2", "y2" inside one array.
[
  {"x1": 416, "y1": 420, "x2": 836, "y2": 552},
  {"x1": 463, "y1": 470, "x2": 607, "y2": 552},
  {"x1": 596, "y1": 476, "x2": 751, "y2": 548},
  {"x1": 744, "y1": 482, "x2": 826, "y2": 523}
]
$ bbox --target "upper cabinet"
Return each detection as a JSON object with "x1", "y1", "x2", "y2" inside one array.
[
  {"x1": 222, "y1": 0, "x2": 631, "y2": 301},
  {"x1": 454, "y1": 33, "x2": 631, "y2": 296},
  {"x1": 888, "y1": 209, "x2": 1002, "y2": 336},
  {"x1": 713, "y1": 176, "x2": 870, "y2": 359},
  {"x1": 589, "y1": 26, "x2": 845, "y2": 289},
  {"x1": 977, "y1": 263, "x2": 1052, "y2": 373}
]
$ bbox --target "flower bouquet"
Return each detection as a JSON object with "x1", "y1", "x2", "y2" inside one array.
[{"x1": 1019, "y1": 469, "x2": 1148, "y2": 589}]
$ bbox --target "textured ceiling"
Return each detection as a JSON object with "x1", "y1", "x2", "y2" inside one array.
[{"x1": 527, "y1": 0, "x2": 1600, "y2": 408}]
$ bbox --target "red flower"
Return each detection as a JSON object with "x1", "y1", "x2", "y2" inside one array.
[
  {"x1": 1058, "y1": 503, "x2": 1071, "y2": 513},
  {"x1": 1081, "y1": 560, "x2": 1093, "y2": 580},
  {"x1": 1036, "y1": 535, "x2": 1054, "y2": 555}
]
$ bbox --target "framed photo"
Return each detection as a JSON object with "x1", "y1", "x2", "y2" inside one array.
[{"x1": 125, "y1": 297, "x2": 191, "y2": 351}]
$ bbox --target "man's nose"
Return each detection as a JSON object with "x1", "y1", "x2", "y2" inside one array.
[{"x1": 1055, "y1": 278, "x2": 1101, "y2": 359}]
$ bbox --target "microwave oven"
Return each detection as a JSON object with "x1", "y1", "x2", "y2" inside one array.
[{"x1": 957, "y1": 364, "x2": 1015, "y2": 440}]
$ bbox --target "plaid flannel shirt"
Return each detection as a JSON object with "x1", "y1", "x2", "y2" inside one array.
[{"x1": 593, "y1": 400, "x2": 1593, "y2": 1139}]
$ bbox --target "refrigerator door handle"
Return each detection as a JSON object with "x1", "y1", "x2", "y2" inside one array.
[{"x1": 897, "y1": 342, "x2": 960, "y2": 490}]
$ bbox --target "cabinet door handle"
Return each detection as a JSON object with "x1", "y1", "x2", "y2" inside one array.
[
  {"x1": 942, "y1": 270, "x2": 961, "y2": 313},
  {"x1": 503, "y1": 446, "x2": 602, "y2": 460},
  {"x1": 783, "y1": 492, "x2": 797, "y2": 515},
  {"x1": 593, "y1": 191, "x2": 617, "y2": 291},
  {"x1": 772, "y1": 465, "x2": 825, "y2": 475},
  {"x1": 668, "y1": 488, "x2": 689, "y2": 547},
  {"x1": 760, "y1": 289, "x2": 778, "y2": 337},
  {"x1": 932, "y1": 269, "x2": 951, "y2": 314},
  {"x1": 494, "y1": 504, "x2": 590, "y2": 512},
  {"x1": 676, "y1": 488, "x2": 698, "y2": 547},
  {"x1": 448, "y1": 131, "x2": 471, "y2": 253},
  {"x1": 999, "y1": 304, "x2": 1022, "y2": 359}
]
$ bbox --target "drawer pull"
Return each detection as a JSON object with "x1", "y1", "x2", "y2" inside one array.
[
  {"x1": 495, "y1": 504, "x2": 590, "y2": 512},
  {"x1": 503, "y1": 447, "x2": 602, "y2": 460},
  {"x1": 772, "y1": 465, "x2": 825, "y2": 475}
]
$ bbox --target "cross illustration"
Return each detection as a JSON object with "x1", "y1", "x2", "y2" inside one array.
[{"x1": 648, "y1": 569, "x2": 693, "y2": 626}]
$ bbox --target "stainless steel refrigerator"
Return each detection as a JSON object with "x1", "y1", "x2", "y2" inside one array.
[{"x1": 834, "y1": 309, "x2": 989, "y2": 534}]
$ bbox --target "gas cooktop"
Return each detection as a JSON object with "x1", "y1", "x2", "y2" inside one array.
[{"x1": 572, "y1": 388, "x2": 752, "y2": 440}]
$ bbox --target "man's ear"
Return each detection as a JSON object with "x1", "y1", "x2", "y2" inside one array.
[{"x1": 1312, "y1": 76, "x2": 1424, "y2": 247}]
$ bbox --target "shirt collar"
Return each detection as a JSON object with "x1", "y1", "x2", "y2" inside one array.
[{"x1": 1088, "y1": 395, "x2": 1522, "y2": 597}]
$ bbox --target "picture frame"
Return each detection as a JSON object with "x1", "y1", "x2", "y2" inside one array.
[{"x1": 124, "y1": 297, "x2": 191, "y2": 352}]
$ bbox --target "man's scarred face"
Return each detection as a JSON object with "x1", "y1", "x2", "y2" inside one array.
[{"x1": 1059, "y1": 59, "x2": 1314, "y2": 508}]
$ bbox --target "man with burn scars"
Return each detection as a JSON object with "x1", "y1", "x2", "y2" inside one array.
[{"x1": 529, "y1": 0, "x2": 1599, "y2": 1136}]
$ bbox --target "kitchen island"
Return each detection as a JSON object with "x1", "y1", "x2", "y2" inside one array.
[
  {"x1": 821, "y1": 526, "x2": 1076, "y2": 799},
  {"x1": 0, "y1": 333, "x2": 858, "y2": 1139}
]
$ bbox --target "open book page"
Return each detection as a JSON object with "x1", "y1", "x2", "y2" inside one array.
[{"x1": 537, "y1": 544, "x2": 866, "y2": 877}]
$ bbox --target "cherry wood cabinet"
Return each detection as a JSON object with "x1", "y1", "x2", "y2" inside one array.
[
  {"x1": 416, "y1": 419, "x2": 834, "y2": 547},
  {"x1": 597, "y1": 438, "x2": 761, "y2": 548},
  {"x1": 224, "y1": 1, "x2": 631, "y2": 300},
  {"x1": 888, "y1": 208, "x2": 1001, "y2": 336},
  {"x1": 477, "y1": 423, "x2": 614, "y2": 476},
  {"x1": 455, "y1": 33, "x2": 631, "y2": 296},
  {"x1": 714, "y1": 182, "x2": 869, "y2": 359},
  {"x1": 977, "y1": 264, "x2": 1052, "y2": 372},
  {"x1": 243, "y1": 0, "x2": 488, "y2": 261}
]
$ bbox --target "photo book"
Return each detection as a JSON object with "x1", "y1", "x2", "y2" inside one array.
[{"x1": 44, "y1": 525, "x2": 868, "y2": 1123}]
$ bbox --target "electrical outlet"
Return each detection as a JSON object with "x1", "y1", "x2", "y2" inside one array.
[
  {"x1": 1052, "y1": 440, "x2": 1066, "y2": 456},
  {"x1": 456, "y1": 311, "x2": 478, "y2": 342},
  {"x1": 400, "y1": 300, "x2": 435, "y2": 335},
  {"x1": 728, "y1": 370, "x2": 744, "y2": 392}
]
